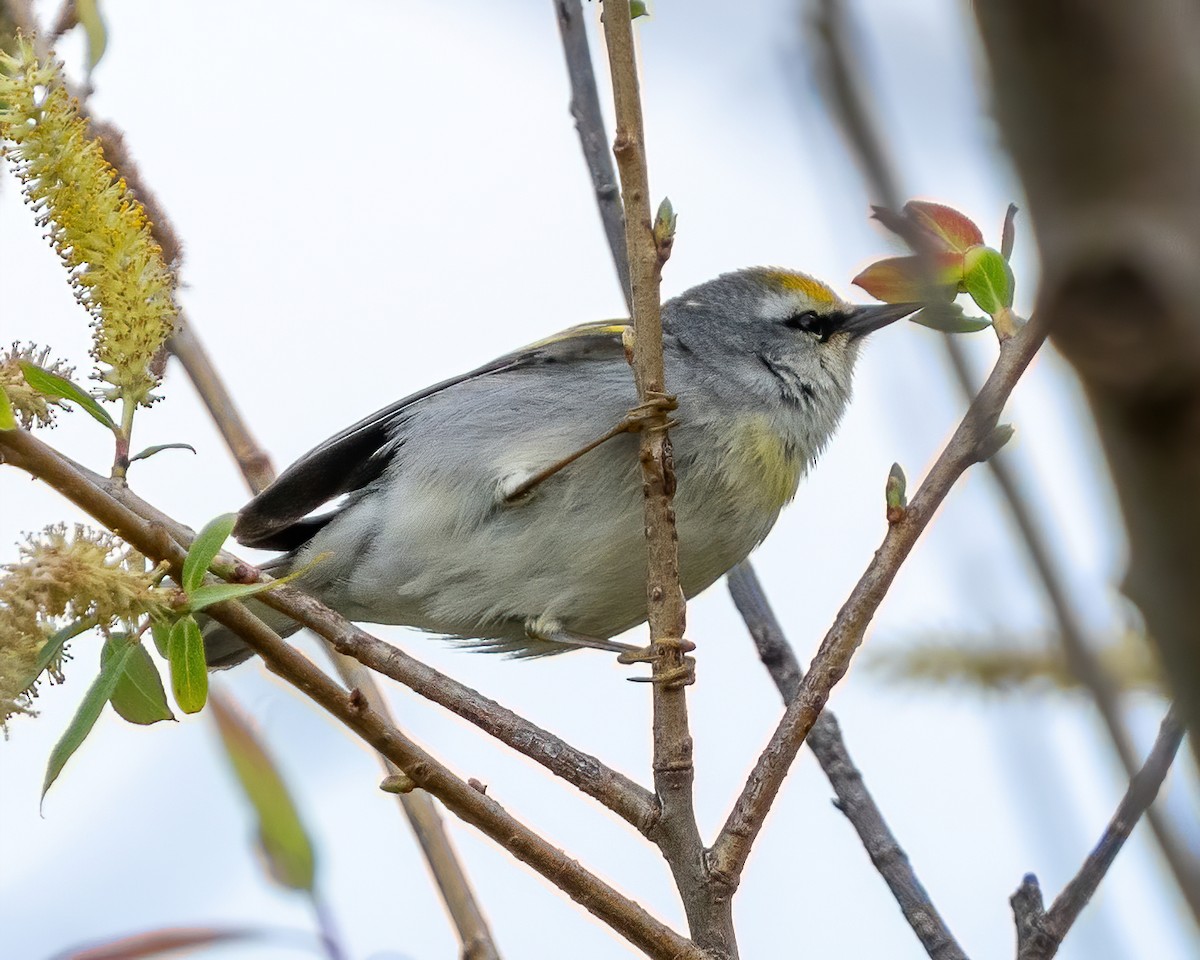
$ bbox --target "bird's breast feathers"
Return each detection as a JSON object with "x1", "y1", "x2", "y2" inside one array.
[{"x1": 720, "y1": 414, "x2": 804, "y2": 511}]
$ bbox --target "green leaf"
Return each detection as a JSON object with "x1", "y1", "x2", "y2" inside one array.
[
  {"x1": 42, "y1": 641, "x2": 136, "y2": 803},
  {"x1": 630, "y1": 0, "x2": 649, "y2": 18},
  {"x1": 150, "y1": 618, "x2": 172, "y2": 659},
  {"x1": 963, "y1": 245, "x2": 1015, "y2": 316},
  {"x1": 102, "y1": 635, "x2": 174, "y2": 725},
  {"x1": 0, "y1": 384, "x2": 15, "y2": 431},
  {"x1": 908, "y1": 303, "x2": 992, "y2": 334},
  {"x1": 210, "y1": 692, "x2": 316, "y2": 891},
  {"x1": 184, "y1": 555, "x2": 325, "y2": 614},
  {"x1": 20, "y1": 617, "x2": 98, "y2": 691},
  {"x1": 19, "y1": 362, "x2": 117, "y2": 431},
  {"x1": 75, "y1": 0, "x2": 109, "y2": 73},
  {"x1": 1001, "y1": 203, "x2": 1018, "y2": 261},
  {"x1": 129, "y1": 443, "x2": 197, "y2": 464},
  {"x1": 186, "y1": 581, "x2": 283, "y2": 613},
  {"x1": 183, "y1": 513, "x2": 236, "y2": 594},
  {"x1": 168, "y1": 617, "x2": 207, "y2": 714},
  {"x1": 184, "y1": 549, "x2": 327, "y2": 614}
]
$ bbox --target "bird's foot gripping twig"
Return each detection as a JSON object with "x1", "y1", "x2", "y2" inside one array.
[
  {"x1": 618, "y1": 637, "x2": 697, "y2": 689},
  {"x1": 622, "y1": 391, "x2": 678, "y2": 433}
]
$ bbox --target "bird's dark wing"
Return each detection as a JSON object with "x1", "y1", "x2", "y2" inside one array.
[{"x1": 234, "y1": 322, "x2": 631, "y2": 550}]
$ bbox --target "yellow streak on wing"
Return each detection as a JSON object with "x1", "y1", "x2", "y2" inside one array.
[
  {"x1": 525, "y1": 322, "x2": 630, "y2": 349},
  {"x1": 729, "y1": 416, "x2": 803, "y2": 511},
  {"x1": 761, "y1": 270, "x2": 838, "y2": 305}
]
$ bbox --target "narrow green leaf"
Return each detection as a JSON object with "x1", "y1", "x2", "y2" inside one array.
[
  {"x1": 908, "y1": 303, "x2": 992, "y2": 334},
  {"x1": 20, "y1": 617, "x2": 98, "y2": 691},
  {"x1": 75, "y1": 0, "x2": 108, "y2": 73},
  {"x1": 183, "y1": 514, "x2": 236, "y2": 594},
  {"x1": 210, "y1": 692, "x2": 316, "y2": 891},
  {"x1": 1001, "y1": 203, "x2": 1018, "y2": 261},
  {"x1": 101, "y1": 636, "x2": 174, "y2": 725},
  {"x1": 963, "y1": 245, "x2": 1015, "y2": 315},
  {"x1": 42, "y1": 643, "x2": 135, "y2": 803},
  {"x1": 168, "y1": 617, "x2": 207, "y2": 714},
  {"x1": 186, "y1": 581, "x2": 282, "y2": 613},
  {"x1": 19, "y1": 362, "x2": 117, "y2": 431},
  {"x1": 184, "y1": 555, "x2": 325, "y2": 614},
  {"x1": 128, "y1": 443, "x2": 197, "y2": 464},
  {"x1": 0, "y1": 384, "x2": 15, "y2": 430},
  {"x1": 149, "y1": 618, "x2": 172, "y2": 659}
]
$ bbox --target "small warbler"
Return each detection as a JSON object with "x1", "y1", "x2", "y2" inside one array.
[{"x1": 204, "y1": 267, "x2": 915, "y2": 667}]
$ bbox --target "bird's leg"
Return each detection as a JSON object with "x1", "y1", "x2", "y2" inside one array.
[
  {"x1": 501, "y1": 393, "x2": 679, "y2": 503},
  {"x1": 524, "y1": 616, "x2": 695, "y2": 686},
  {"x1": 525, "y1": 617, "x2": 636, "y2": 654},
  {"x1": 617, "y1": 637, "x2": 697, "y2": 689},
  {"x1": 616, "y1": 388, "x2": 695, "y2": 688}
]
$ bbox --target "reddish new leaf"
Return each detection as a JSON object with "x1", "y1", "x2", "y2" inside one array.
[
  {"x1": 52, "y1": 926, "x2": 258, "y2": 960},
  {"x1": 852, "y1": 252, "x2": 963, "y2": 303},
  {"x1": 904, "y1": 200, "x2": 983, "y2": 253}
]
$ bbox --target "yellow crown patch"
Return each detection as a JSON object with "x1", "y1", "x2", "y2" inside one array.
[{"x1": 759, "y1": 269, "x2": 838, "y2": 305}]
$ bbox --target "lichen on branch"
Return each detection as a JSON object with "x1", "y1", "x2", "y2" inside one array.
[{"x1": 0, "y1": 37, "x2": 177, "y2": 406}]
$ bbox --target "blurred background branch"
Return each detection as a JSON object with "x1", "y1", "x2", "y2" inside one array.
[{"x1": 807, "y1": 0, "x2": 1200, "y2": 931}]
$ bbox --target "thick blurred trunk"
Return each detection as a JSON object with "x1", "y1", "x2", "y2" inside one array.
[{"x1": 973, "y1": 0, "x2": 1200, "y2": 762}]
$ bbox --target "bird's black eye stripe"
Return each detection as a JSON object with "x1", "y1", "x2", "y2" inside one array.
[{"x1": 782, "y1": 309, "x2": 833, "y2": 340}]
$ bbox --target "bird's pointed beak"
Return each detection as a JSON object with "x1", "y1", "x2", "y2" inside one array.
[{"x1": 841, "y1": 302, "x2": 921, "y2": 338}]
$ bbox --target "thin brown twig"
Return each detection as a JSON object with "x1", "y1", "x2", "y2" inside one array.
[
  {"x1": 53, "y1": 46, "x2": 506, "y2": 955},
  {"x1": 41, "y1": 38, "x2": 506, "y2": 952},
  {"x1": 324, "y1": 651, "x2": 501, "y2": 960},
  {"x1": 0, "y1": 426, "x2": 703, "y2": 960},
  {"x1": 553, "y1": 0, "x2": 631, "y2": 311},
  {"x1": 288, "y1": 609, "x2": 660, "y2": 833},
  {"x1": 1009, "y1": 707, "x2": 1186, "y2": 960},
  {"x1": 599, "y1": 4, "x2": 733, "y2": 957},
  {"x1": 5, "y1": 433, "x2": 660, "y2": 832},
  {"x1": 710, "y1": 312, "x2": 1047, "y2": 881},
  {"x1": 166, "y1": 320, "x2": 276, "y2": 497},
  {"x1": 939, "y1": 336, "x2": 1200, "y2": 922},
  {"x1": 808, "y1": 0, "x2": 1200, "y2": 934},
  {"x1": 726, "y1": 561, "x2": 969, "y2": 960}
]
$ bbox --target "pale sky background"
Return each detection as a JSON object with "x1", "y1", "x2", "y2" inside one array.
[{"x1": 1, "y1": 1, "x2": 1196, "y2": 959}]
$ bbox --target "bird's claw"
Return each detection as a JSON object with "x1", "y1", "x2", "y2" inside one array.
[
  {"x1": 622, "y1": 392, "x2": 679, "y2": 433},
  {"x1": 618, "y1": 637, "x2": 696, "y2": 688}
]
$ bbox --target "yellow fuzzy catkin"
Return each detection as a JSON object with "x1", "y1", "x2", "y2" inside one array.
[
  {"x1": 0, "y1": 38, "x2": 177, "y2": 405},
  {"x1": 0, "y1": 343, "x2": 73, "y2": 428},
  {"x1": 0, "y1": 525, "x2": 169, "y2": 728}
]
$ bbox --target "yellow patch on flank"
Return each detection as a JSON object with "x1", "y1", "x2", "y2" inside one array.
[
  {"x1": 730, "y1": 415, "x2": 803, "y2": 510},
  {"x1": 761, "y1": 270, "x2": 838, "y2": 306}
]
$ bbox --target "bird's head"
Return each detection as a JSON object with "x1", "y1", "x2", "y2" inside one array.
[{"x1": 664, "y1": 267, "x2": 918, "y2": 408}]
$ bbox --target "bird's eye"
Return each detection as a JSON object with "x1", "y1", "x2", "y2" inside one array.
[{"x1": 782, "y1": 310, "x2": 830, "y2": 339}]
